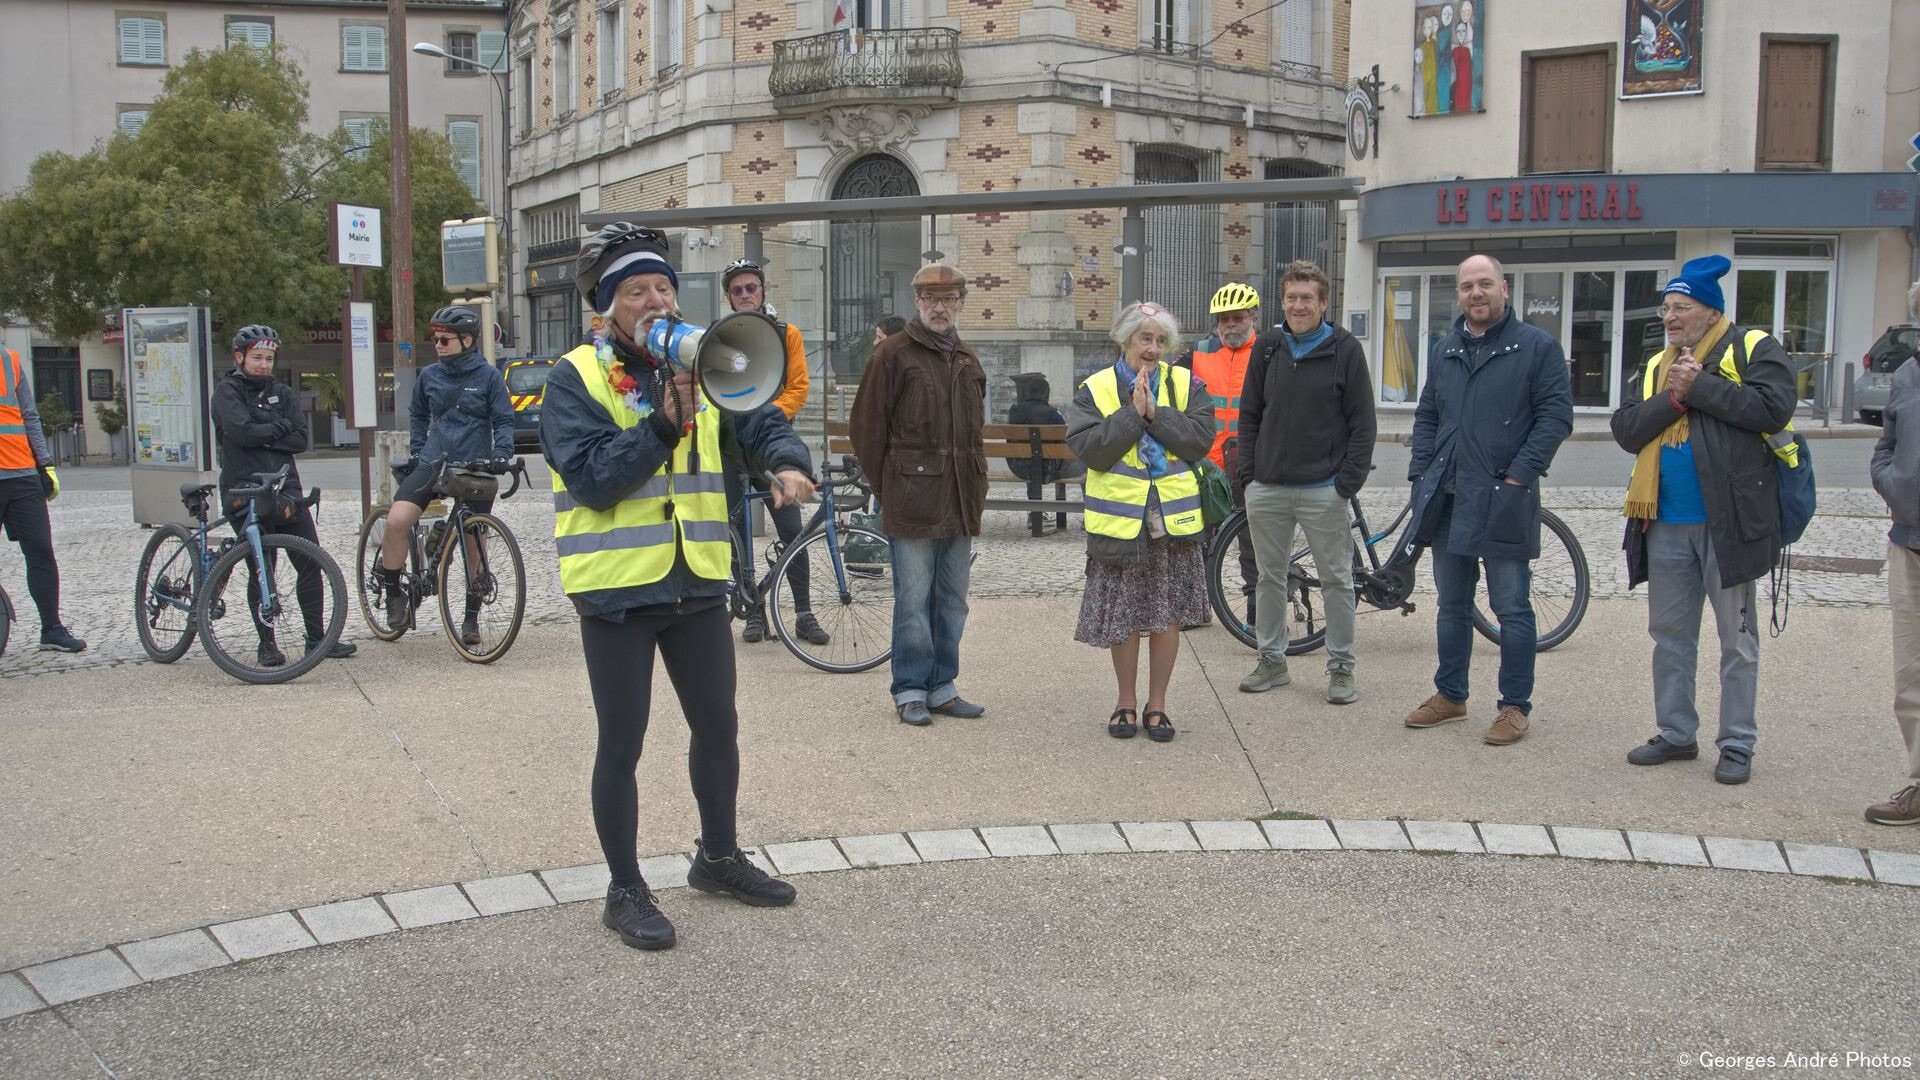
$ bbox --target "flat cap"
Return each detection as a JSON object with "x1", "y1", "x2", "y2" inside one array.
[{"x1": 911, "y1": 263, "x2": 967, "y2": 293}]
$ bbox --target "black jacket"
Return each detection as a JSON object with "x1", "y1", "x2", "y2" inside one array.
[
  {"x1": 212, "y1": 368, "x2": 307, "y2": 496},
  {"x1": 1236, "y1": 323, "x2": 1376, "y2": 498},
  {"x1": 1611, "y1": 327, "x2": 1798, "y2": 589},
  {"x1": 540, "y1": 339, "x2": 813, "y2": 620},
  {"x1": 1408, "y1": 311, "x2": 1574, "y2": 561}
]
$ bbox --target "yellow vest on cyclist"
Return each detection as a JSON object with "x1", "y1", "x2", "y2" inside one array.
[
  {"x1": 550, "y1": 345, "x2": 732, "y2": 596},
  {"x1": 1081, "y1": 362, "x2": 1205, "y2": 541},
  {"x1": 1638, "y1": 328, "x2": 1802, "y2": 467}
]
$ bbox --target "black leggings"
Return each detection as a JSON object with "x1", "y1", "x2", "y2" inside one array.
[
  {"x1": 580, "y1": 603, "x2": 739, "y2": 888},
  {"x1": 0, "y1": 476, "x2": 59, "y2": 627}
]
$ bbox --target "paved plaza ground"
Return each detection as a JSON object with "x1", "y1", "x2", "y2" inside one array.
[{"x1": 3, "y1": 430, "x2": 1917, "y2": 1076}]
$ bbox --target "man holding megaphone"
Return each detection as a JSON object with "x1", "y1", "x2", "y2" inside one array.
[{"x1": 539, "y1": 223, "x2": 816, "y2": 953}]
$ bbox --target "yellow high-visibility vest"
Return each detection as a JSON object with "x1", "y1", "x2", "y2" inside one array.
[
  {"x1": 550, "y1": 344, "x2": 732, "y2": 596},
  {"x1": 1082, "y1": 362, "x2": 1205, "y2": 540},
  {"x1": 1639, "y1": 328, "x2": 1801, "y2": 467}
]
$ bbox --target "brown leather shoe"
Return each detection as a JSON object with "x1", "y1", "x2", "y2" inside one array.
[
  {"x1": 1405, "y1": 693, "x2": 1468, "y2": 729},
  {"x1": 1484, "y1": 706, "x2": 1530, "y2": 746}
]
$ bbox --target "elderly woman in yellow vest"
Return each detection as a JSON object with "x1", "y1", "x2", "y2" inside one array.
[
  {"x1": 1066, "y1": 301, "x2": 1216, "y2": 743},
  {"x1": 540, "y1": 223, "x2": 816, "y2": 953}
]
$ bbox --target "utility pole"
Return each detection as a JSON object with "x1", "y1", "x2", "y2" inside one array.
[{"x1": 388, "y1": 0, "x2": 417, "y2": 423}]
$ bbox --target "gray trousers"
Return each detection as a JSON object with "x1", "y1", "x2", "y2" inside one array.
[
  {"x1": 1647, "y1": 523, "x2": 1759, "y2": 754},
  {"x1": 1245, "y1": 481, "x2": 1356, "y2": 671},
  {"x1": 1890, "y1": 543, "x2": 1920, "y2": 781}
]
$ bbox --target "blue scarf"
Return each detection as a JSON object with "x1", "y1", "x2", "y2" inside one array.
[
  {"x1": 1113, "y1": 359, "x2": 1169, "y2": 479},
  {"x1": 1282, "y1": 321, "x2": 1333, "y2": 361}
]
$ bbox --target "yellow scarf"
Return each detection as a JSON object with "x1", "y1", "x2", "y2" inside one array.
[{"x1": 1623, "y1": 316, "x2": 1730, "y2": 521}]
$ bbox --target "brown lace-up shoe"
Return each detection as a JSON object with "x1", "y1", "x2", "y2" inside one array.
[
  {"x1": 1484, "y1": 706, "x2": 1531, "y2": 746},
  {"x1": 1405, "y1": 693, "x2": 1468, "y2": 729},
  {"x1": 1865, "y1": 783, "x2": 1920, "y2": 826}
]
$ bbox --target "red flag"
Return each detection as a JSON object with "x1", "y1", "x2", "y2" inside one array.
[{"x1": 833, "y1": 0, "x2": 848, "y2": 26}]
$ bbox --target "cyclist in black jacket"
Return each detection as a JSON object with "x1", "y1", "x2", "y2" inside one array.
[{"x1": 211, "y1": 325, "x2": 357, "y2": 667}]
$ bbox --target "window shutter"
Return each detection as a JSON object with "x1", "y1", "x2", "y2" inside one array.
[
  {"x1": 368, "y1": 26, "x2": 388, "y2": 71},
  {"x1": 344, "y1": 117, "x2": 375, "y2": 159},
  {"x1": 121, "y1": 17, "x2": 164, "y2": 64},
  {"x1": 1280, "y1": 0, "x2": 1315, "y2": 67},
  {"x1": 1762, "y1": 41, "x2": 1826, "y2": 165},
  {"x1": 449, "y1": 120, "x2": 483, "y2": 198},
  {"x1": 118, "y1": 18, "x2": 142, "y2": 63},
  {"x1": 229, "y1": 21, "x2": 271, "y2": 50},
  {"x1": 142, "y1": 18, "x2": 164, "y2": 64},
  {"x1": 667, "y1": 0, "x2": 684, "y2": 71},
  {"x1": 1528, "y1": 51, "x2": 1609, "y2": 173},
  {"x1": 118, "y1": 109, "x2": 150, "y2": 137},
  {"x1": 343, "y1": 26, "x2": 364, "y2": 70},
  {"x1": 478, "y1": 30, "x2": 508, "y2": 71}
]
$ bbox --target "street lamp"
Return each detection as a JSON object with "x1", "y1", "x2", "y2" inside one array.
[{"x1": 413, "y1": 40, "x2": 514, "y2": 347}]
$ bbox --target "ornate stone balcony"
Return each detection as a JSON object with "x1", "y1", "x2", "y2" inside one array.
[{"x1": 769, "y1": 28, "x2": 963, "y2": 111}]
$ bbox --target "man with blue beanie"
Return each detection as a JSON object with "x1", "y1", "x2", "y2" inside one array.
[{"x1": 1611, "y1": 254, "x2": 1798, "y2": 785}]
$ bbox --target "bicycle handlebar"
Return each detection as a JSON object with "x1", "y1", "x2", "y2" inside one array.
[{"x1": 444, "y1": 456, "x2": 528, "y2": 499}]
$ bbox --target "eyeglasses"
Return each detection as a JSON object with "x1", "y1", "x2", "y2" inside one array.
[
  {"x1": 431, "y1": 334, "x2": 460, "y2": 345},
  {"x1": 1657, "y1": 305, "x2": 1700, "y2": 318},
  {"x1": 728, "y1": 282, "x2": 762, "y2": 297},
  {"x1": 917, "y1": 292, "x2": 963, "y2": 307}
]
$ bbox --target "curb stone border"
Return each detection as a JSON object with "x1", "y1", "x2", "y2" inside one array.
[{"x1": 3, "y1": 818, "x2": 1916, "y2": 1020}]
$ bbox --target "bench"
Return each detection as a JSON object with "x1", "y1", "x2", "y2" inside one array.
[{"x1": 825, "y1": 419, "x2": 1084, "y2": 537}]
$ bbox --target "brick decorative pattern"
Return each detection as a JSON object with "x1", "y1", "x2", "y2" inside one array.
[
  {"x1": 1215, "y1": 0, "x2": 1271, "y2": 68},
  {"x1": 953, "y1": 0, "x2": 1025, "y2": 42},
  {"x1": 1333, "y1": 0, "x2": 1351, "y2": 84},
  {"x1": 1220, "y1": 131, "x2": 1258, "y2": 290},
  {"x1": 1068, "y1": 0, "x2": 1132, "y2": 45},
  {"x1": 732, "y1": 2, "x2": 790, "y2": 62},
  {"x1": 949, "y1": 105, "x2": 1033, "y2": 328},
  {"x1": 599, "y1": 163, "x2": 689, "y2": 213},
  {"x1": 1061, "y1": 105, "x2": 1123, "y2": 331},
  {"x1": 723, "y1": 120, "x2": 796, "y2": 212}
]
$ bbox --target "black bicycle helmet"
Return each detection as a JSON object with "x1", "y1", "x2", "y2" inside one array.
[
  {"x1": 231, "y1": 324, "x2": 280, "y2": 352},
  {"x1": 429, "y1": 306, "x2": 481, "y2": 336},
  {"x1": 721, "y1": 258, "x2": 764, "y2": 289},
  {"x1": 575, "y1": 222, "x2": 671, "y2": 308}
]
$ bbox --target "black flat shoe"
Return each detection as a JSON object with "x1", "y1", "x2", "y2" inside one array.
[
  {"x1": 1143, "y1": 710, "x2": 1176, "y2": 743},
  {"x1": 1107, "y1": 708, "x2": 1138, "y2": 739}
]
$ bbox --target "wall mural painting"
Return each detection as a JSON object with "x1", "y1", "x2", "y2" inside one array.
[
  {"x1": 1623, "y1": 0, "x2": 1704, "y2": 97},
  {"x1": 1411, "y1": 0, "x2": 1484, "y2": 118}
]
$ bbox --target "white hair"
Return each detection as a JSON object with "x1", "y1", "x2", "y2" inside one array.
[
  {"x1": 1109, "y1": 301, "x2": 1182, "y2": 354},
  {"x1": 1908, "y1": 279, "x2": 1920, "y2": 322}
]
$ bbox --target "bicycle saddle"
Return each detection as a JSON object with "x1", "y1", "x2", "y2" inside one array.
[
  {"x1": 179, "y1": 481, "x2": 217, "y2": 499},
  {"x1": 228, "y1": 466, "x2": 291, "y2": 497}
]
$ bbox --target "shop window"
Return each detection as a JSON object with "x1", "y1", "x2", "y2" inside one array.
[
  {"x1": 534, "y1": 291, "x2": 575, "y2": 354},
  {"x1": 1521, "y1": 48, "x2": 1611, "y2": 174},
  {"x1": 1379, "y1": 276, "x2": 1424, "y2": 404},
  {"x1": 1757, "y1": 37, "x2": 1833, "y2": 171},
  {"x1": 1622, "y1": 270, "x2": 1666, "y2": 401},
  {"x1": 1568, "y1": 271, "x2": 1614, "y2": 408}
]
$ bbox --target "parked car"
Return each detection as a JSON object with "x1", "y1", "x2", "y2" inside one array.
[
  {"x1": 1854, "y1": 325, "x2": 1920, "y2": 426},
  {"x1": 502, "y1": 357, "x2": 558, "y2": 452}
]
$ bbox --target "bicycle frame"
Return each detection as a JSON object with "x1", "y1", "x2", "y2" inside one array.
[{"x1": 733, "y1": 481, "x2": 858, "y2": 608}]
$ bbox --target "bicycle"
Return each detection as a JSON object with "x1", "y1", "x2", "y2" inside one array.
[
  {"x1": 0, "y1": 582, "x2": 12, "y2": 657},
  {"x1": 133, "y1": 467, "x2": 350, "y2": 684},
  {"x1": 732, "y1": 458, "x2": 895, "y2": 674},
  {"x1": 1206, "y1": 488, "x2": 1590, "y2": 656},
  {"x1": 356, "y1": 457, "x2": 529, "y2": 664}
]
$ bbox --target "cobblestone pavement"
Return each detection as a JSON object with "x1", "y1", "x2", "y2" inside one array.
[{"x1": 0, "y1": 480, "x2": 1896, "y2": 679}]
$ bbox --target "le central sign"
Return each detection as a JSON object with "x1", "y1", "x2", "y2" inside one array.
[{"x1": 1435, "y1": 180, "x2": 1646, "y2": 227}]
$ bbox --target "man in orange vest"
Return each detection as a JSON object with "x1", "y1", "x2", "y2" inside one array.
[
  {"x1": 0, "y1": 348, "x2": 86, "y2": 652},
  {"x1": 1177, "y1": 282, "x2": 1262, "y2": 610}
]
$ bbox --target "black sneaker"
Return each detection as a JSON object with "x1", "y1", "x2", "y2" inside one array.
[
  {"x1": 460, "y1": 612, "x2": 482, "y2": 648},
  {"x1": 377, "y1": 570, "x2": 412, "y2": 630},
  {"x1": 601, "y1": 884, "x2": 675, "y2": 950},
  {"x1": 687, "y1": 846, "x2": 797, "y2": 907},
  {"x1": 1714, "y1": 749, "x2": 1752, "y2": 786},
  {"x1": 741, "y1": 611, "x2": 767, "y2": 644},
  {"x1": 257, "y1": 640, "x2": 287, "y2": 668},
  {"x1": 37, "y1": 625, "x2": 86, "y2": 653},
  {"x1": 308, "y1": 637, "x2": 358, "y2": 659},
  {"x1": 1627, "y1": 737, "x2": 1698, "y2": 766},
  {"x1": 793, "y1": 612, "x2": 829, "y2": 646}
]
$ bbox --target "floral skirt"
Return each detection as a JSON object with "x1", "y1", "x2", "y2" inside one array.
[{"x1": 1074, "y1": 537, "x2": 1211, "y2": 649}]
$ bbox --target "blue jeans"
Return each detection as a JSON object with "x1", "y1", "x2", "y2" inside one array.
[
  {"x1": 889, "y1": 534, "x2": 972, "y2": 707},
  {"x1": 1431, "y1": 541, "x2": 1536, "y2": 714}
]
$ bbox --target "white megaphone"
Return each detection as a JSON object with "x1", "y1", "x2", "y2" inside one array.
[{"x1": 642, "y1": 312, "x2": 787, "y2": 414}]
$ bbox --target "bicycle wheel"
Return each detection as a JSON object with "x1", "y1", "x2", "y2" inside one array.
[
  {"x1": 767, "y1": 524, "x2": 894, "y2": 674},
  {"x1": 1471, "y1": 508, "x2": 1591, "y2": 651},
  {"x1": 356, "y1": 507, "x2": 409, "y2": 641},
  {"x1": 195, "y1": 533, "x2": 348, "y2": 685},
  {"x1": 0, "y1": 584, "x2": 11, "y2": 657},
  {"x1": 1204, "y1": 512, "x2": 1329, "y2": 656},
  {"x1": 134, "y1": 523, "x2": 199, "y2": 663},
  {"x1": 436, "y1": 513, "x2": 526, "y2": 664}
]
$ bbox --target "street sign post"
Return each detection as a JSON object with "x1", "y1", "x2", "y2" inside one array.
[{"x1": 331, "y1": 201, "x2": 385, "y2": 518}]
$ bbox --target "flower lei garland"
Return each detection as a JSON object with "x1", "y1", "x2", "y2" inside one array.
[{"x1": 595, "y1": 324, "x2": 653, "y2": 418}]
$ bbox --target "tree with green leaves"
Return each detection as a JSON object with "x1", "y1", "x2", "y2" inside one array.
[{"x1": 0, "y1": 44, "x2": 478, "y2": 343}]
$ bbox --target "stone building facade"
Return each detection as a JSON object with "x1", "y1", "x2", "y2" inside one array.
[{"x1": 508, "y1": 0, "x2": 1353, "y2": 412}]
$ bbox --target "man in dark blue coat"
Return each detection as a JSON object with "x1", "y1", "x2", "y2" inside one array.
[{"x1": 1403, "y1": 254, "x2": 1573, "y2": 746}]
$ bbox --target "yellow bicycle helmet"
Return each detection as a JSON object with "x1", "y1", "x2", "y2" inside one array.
[{"x1": 1209, "y1": 282, "x2": 1260, "y2": 315}]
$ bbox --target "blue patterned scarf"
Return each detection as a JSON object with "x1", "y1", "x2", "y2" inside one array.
[{"x1": 1113, "y1": 359, "x2": 1169, "y2": 478}]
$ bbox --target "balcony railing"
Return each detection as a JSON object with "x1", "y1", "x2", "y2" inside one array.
[{"x1": 769, "y1": 28, "x2": 963, "y2": 106}]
